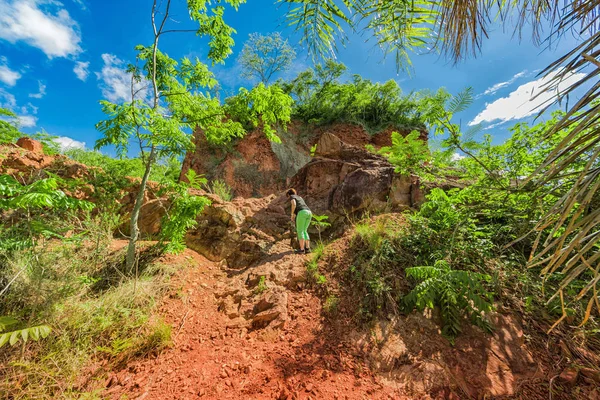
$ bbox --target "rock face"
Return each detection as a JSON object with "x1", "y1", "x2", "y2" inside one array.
[
  {"x1": 290, "y1": 132, "x2": 423, "y2": 217},
  {"x1": 350, "y1": 312, "x2": 541, "y2": 398},
  {"x1": 185, "y1": 133, "x2": 423, "y2": 267},
  {"x1": 180, "y1": 121, "x2": 427, "y2": 198},
  {"x1": 1, "y1": 138, "x2": 91, "y2": 185}
]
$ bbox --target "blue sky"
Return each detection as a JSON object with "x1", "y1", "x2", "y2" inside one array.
[{"x1": 0, "y1": 0, "x2": 586, "y2": 152}]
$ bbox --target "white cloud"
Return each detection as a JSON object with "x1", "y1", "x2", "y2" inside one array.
[
  {"x1": 73, "y1": 60, "x2": 89, "y2": 81},
  {"x1": 479, "y1": 70, "x2": 528, "y2": 97},
  {"x1": 0, "y1": 87, "x2": 16, "y2": 108},
  {"x1": 451, "y1": 153, "x2": 465, "y2": 162},
  {"x1": 96, "y1": 53, "x2": 148, "y2": 103},
  {"x1": 71, "y1": 0, "x2": 87, "y2": 11},
  {"x1": 470, "y1": 69, "x2": 586, "y2": 126},
  {"x1": 0, "y1": 0, "x2": 82, "y2": 58},
  {"x1": 25, "y1": 102, "x2": 38, "y2": 114},
  {"x1": 0, "y1": 62, "x2": 21, "y2": 86},
  {"x1": 55, "y1": 136, "x2": 85, "y2": 150},
  {"x1": 28, "y1": 80, "x2": 46, "y2": 98},
  {"x1": 17, "y1": 114, "x2": 37, "y2": 127}
]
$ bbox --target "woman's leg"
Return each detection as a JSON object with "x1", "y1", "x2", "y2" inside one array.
[
  {"x1": 296, "y1": 214, "x2": 306, "y2": 251},
  {"x1": 304, "y1": 212, "x2": 312, "y2": 250},
  {"x1": 298, "y1": 211, "x2": 312, "y2": 249}
]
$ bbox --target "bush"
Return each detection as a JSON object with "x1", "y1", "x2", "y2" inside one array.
[
  {"x1": 277, "y1": 60, "x2": 449, "y2": 134},
  {"x1": 0, "y1": 233, "x2": 180, "y2": 399},
  {"x1": 209, "y1": 179, "x2": 233, "y2": 202},
  {"x1": 404, "y1": 260, "x2": 493, "y2": 338}
]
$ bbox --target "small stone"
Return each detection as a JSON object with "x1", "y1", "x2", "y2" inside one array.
[
  {"x1": 225, "y1": 379, "x2": 232, "y2": 387},
  {"x1": 305, "y1": 383, "x2": 314, "y2": 393},
  {"x1": 559, "y1": 367, "x2": 579, "y2": 386},
  {"x1": 220, "y1": 370, "x2": 228, "y2": 379}
]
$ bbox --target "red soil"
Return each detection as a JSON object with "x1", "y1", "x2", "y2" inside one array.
[{"x1": 103, "y1": 249, "x2": 404, "y2": 400}]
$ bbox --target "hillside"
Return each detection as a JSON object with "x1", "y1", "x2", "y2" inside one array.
[{"x1": 1, "y1": 137, "x2": 599, "y2": 399}]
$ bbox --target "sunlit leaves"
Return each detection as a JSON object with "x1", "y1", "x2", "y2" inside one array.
[
  {"x1": 225, "y1": 83, "x2": 294, "y2": 143},
  {"x1": 405, "y1": 252, "x2": 494, "y2": 337},
  {"x1": 0, "y1": 175, "x2": 94, "y2": 211},
  {"x1": 0, "y1": 318, "x2": 51, "y2": 348},
  {"x1": 376, "y1": 131, "x2": 430, "y2": 176},
  {"x1": 0, "y1": 107, "x2": 21, "y2": 144}
]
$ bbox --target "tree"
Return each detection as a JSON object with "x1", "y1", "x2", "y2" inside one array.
[
  {"x1": 238, "y1": 32, "x2": 296, "y2": 84},
  {"x1": 95, "y1": 0, "x2": 293, "y2": 272}
]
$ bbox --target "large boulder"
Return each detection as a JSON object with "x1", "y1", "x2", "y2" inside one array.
[
  {"x1": 185, "y1": 194, "x2": 291, "y2": 268},
  {"x1": 290, "y1": 132, "x2": 423, "y2": 217}
]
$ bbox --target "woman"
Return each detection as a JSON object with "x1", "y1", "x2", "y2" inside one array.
[{"x1": 286, "y1": 188, "x2": 312, "y2": 254}]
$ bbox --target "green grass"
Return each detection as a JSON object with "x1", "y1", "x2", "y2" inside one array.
[{"x1": 0, "y1": 221, "x2": 182, "y2": 399}]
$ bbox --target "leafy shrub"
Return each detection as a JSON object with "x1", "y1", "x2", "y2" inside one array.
[
  {"x1": 208, "y1": 179, "x2": 233, "y2": 201},
  {"x1": 277, "y1": 60, "x2": 449, "y2": 134},
  {"x1": 374, "y1": 130, "x2": 430, "y2": 175},
  {"x1": 306, "y1": 243, "x2": 326, "y2": 284},
  {"x1": 311, "y1": 213, "x2": 331, "y2": 242},
  {"x1": 159, "y1": 182, "x2": 211, "y2": 254},
  {"x1": 254, "y1": 276, "x2": 267, "y2": 295},
  {"x1": 66, "y1": 148, "x2": 182, "y2": 184},
  {"x1": 404, "y1": 260, "x2": 493, "y2": 338}
]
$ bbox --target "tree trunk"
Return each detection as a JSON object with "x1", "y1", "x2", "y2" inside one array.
[{"x1": 126, "y1": 147, "x2": 156, "y2": 273}]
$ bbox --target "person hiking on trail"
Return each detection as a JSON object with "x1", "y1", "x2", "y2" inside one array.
[{"x1": 286, "y1": 188, "x2": 312, "y2": 254}]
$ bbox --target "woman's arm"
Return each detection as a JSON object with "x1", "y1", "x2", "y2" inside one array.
[{"x1": 290, "y1": 199, "x2": 296, "y2": 222}]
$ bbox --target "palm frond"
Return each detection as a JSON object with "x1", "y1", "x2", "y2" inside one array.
[
  {"x1": 280, "y1": 0, "x2": 355, "y2": 60},
  {"x1": 524, "y1": 2, "x2": 600, "y2": 320}
]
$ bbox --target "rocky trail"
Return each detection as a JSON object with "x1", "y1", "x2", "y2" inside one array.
[
  {"x1": 102, "y1": 241, "x2": 403, "y2": 400},
  {"x1": 98, "y1": 231, "x2": 599, "y2": 400}
]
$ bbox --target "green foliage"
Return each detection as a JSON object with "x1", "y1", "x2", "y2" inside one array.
[
  {"x1": 0, "y1": 107, "x2": 21, "y2": 144},
  {"x1": 0, "y1": 108, "x2": 60, "y2": 154},
  {"x1": 0, "y1": 220, "x2": 182, "y2": 398},
  {"x1": 0, "y1": 175, "x2": 96, "y2": 253},
  {"x1": 158, "y1": 181, "x2": 212, "y2": 254},
  {"x1": 281, "y1": 0, "x2": 434, "y2": 70},
  {"x1": 254, "y1": 276, "x2": 267, "y2": 295},
  {"x1": 225, "y1": 83, "x2": 294, "y2": 142},
  {"x1": 306, "y1": 242, "x2": 326, "y2": 284},
  {"x1": 311, "y1": 213, "x2": 330, "y2": 242},
  {"x1": 66, "y1": 148, "x2": 182, "y2": 184},
  {"x1": 238, "y1": 32, "x2": 296, "y2": 84},
  {"x1": 349, "y1": 219, "x2": 402, "y2": 319},
  {"x1": 0, "y1": 317, "x2": 51, "y2": 348},
  {"x1": 376, "y1": 130, "x2": 430, "y2": 175},
  {"x1": 278, "y1": 60, "x2": 449, "y2": 134},
  {"x1": 323, "y1": 295, "x2": 339, "y2": 314},
  {"x1": 184, "y1": 169, "x2": 208, "y2": 189},
  {"x1": 0, "y1": 175, "x2": 93, "y2": 212},
  {"x1": 208, "y1": 179, "x2": 233, "y2": 201},
  {"x1": 404, "y1": 260, "x2": 493, "y2": 338}
]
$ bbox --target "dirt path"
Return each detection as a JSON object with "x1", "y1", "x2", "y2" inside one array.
[{"x1": 104, "y1": 245, "x2": 404, "y2": 400}]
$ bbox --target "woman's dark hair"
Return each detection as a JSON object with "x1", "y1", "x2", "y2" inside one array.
[{"x1": 286, "y1": 188, "x2": 296, "y2": 197}]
